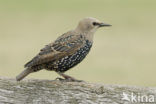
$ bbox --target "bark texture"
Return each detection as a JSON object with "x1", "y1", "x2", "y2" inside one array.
[{"x1": 0, "y1": 77, "x2": 155, "y2": 104}]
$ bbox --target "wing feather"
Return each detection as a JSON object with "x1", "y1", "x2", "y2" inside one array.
[{"x1": 25, "y1": 32, "x2": 85, "y2": 68}]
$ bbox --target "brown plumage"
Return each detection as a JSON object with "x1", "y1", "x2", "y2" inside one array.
[{"x1": 16, "y1": 17, "x2": 111, "y2": 81}]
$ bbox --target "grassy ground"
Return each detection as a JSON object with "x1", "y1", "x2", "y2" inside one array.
[{"x1": 0, "y1": 0, "x2": 156, "y2": 87}]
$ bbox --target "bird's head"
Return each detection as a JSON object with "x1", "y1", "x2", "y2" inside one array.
[{"x1": 75, "y1": 17, "x2": 111, "y2": 34}]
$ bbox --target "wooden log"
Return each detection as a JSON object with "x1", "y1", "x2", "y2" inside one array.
[{"x1": 0, "y1": 77, "x2": 155, "y2": 104}]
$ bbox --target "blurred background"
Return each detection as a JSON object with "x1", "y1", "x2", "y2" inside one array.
[{"x1": 0, "y1": 0, "x2": 156, "y2": 87}]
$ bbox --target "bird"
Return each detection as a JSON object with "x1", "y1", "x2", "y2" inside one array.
[{"x1": 16, "y1": 17, "x2": 111, "y2": 82}]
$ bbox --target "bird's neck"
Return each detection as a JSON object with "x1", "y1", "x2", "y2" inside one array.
[
  {"x1": 74, "y1": 29, "x2": 95, "y2": 43},
  {"x1": 84, "y1": 32, "x2": 94, "y2": 43}
]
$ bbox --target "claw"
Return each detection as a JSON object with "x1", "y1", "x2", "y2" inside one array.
[
  {"x1": 55, "y1": 77, "x2": 84, "y2": 82},
  {"x1": 55, "y1": 77, "x2": 65, "y2": 81},
  {"x1": 56, "y1": 73, "x2": 85, "y2": 82}
]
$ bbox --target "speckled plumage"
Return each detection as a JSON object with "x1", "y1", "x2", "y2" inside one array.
[
  {"x1": 27, "y1": 34, "x2": 92, "y2": 73},
  {"x1": 16, "y1": 17, "x2": 111, "y2": 81},
  {"x1": 46, "y1": 40, "x2": 92, "y2": 72}
]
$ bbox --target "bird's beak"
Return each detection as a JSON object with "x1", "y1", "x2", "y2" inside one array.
[{"x1": 99, "y1": 23, "x2": 112, "y2": 27}]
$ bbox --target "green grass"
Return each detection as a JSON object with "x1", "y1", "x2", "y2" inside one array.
[{"x1": 0, "y1": 0, "x2": 156, "y2": 87}]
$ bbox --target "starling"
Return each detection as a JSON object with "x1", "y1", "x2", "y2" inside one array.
[{"x1": 16, "y1": 17, "x2": 111, "y2": 81}]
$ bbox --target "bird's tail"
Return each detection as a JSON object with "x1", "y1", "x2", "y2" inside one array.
[{"x1": 16, "y1": 68, "x2": 32, "y2": 81}]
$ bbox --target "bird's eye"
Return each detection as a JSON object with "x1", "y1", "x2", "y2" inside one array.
[{"x1": 92, "y1": 22, "x2": 98, "y2": 26}]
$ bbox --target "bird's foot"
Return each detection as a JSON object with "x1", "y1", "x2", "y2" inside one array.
[
  {"x1": 65, "y1": 77, "x2": 84, "y2": 82},
  {"x1": 55, "y1": 77, "x2": 65, "y2": 81},
  {"x1": 55, "y1": 77, "x2": 84, "y2": 82},
  {"x1": 56, "y1": 72, "x2": 84, "y2": 82}
]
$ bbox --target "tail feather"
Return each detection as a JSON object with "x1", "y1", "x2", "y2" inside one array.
[
  {"x1": 24, "y1": 60, "x2": 33, "y2": 68},
  {"x1": 16, "y1": 68, "x2": 32, "y2": 81}
]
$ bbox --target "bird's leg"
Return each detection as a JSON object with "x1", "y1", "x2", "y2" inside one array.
[{"x1": 56, "y1": 72, "x2": 84, "y2": 82}]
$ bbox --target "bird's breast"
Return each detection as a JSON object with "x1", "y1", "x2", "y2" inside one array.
[{"x1": 50, "y1": 40, "x2": 92, "y2": 72}]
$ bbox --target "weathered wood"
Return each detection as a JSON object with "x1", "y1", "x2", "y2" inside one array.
[{"x1": 0, "y1": 77, "x2": 155, "y2": 104}]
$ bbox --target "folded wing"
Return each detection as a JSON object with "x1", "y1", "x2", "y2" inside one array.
[{"x1": 25, "y1": 32, "x2": 85, "y2": 68}]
